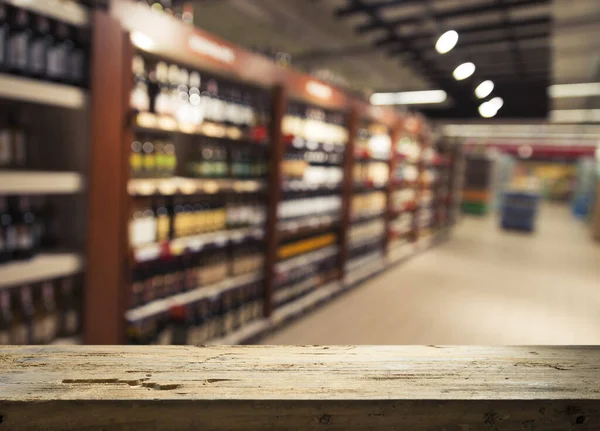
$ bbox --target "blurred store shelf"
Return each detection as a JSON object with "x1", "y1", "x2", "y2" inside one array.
[
  {"x1": 0, "y1": 74, "x2": 87, "y2": 108},
  {"x1": 0, "y1": 171, "x2": 84, "y2": 195},
  {"x1": 0, "y1": 253, "x2": 83, "y2": 290}
]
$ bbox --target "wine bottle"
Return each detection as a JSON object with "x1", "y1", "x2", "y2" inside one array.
[
  {"x1": 29, "y1": 15, "x2": 52, "y2": 79},
  {"x1": 0, "y1": 4, "x2": 8, "y2": 72},
  {"x1": 7, "y1": 7, "x2": 31, "y2": 75},
  {"x1": 0, "y1": 290, "x2": 11, "y2": 344}
]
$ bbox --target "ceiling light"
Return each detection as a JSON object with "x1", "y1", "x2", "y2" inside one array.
[
  {"x1": 453, "y1": 62, "x2": 475, "y2": 81},
  {"x1": 548, "y1": 83, "x2": 600, "y2": 98},
  {"x1": 370, "y1": 90, "x2": 447, "y2": 105},
  {"x1": 551, "y1": 109, "x2": 600, "y2": 123},
  {"x1": 478, "y1": 101, "x2": 498, "y2": 118},
  {"x1": 488, "y1": 97, "x2": 504, "y2": 110},
  {"x1": 435, "y1": 30, "x2": 459, "y2": 54},
  {"x1": 475, "y1": 80, "x2": 494, "y2": 99}
]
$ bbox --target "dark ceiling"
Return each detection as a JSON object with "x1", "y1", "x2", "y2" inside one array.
[{"x1": 334, "y1": 0, "x2": 552, "y2": 119}]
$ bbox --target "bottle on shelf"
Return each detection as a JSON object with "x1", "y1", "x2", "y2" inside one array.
[
  {"x1": 0, "y1": 4, "x2": 8, "y2": 72},
  {"x1": 131, "y1": 55, "x2": 150, "y2": 113},
  {"x1": 7, "y1": 112, "x2": 27, "y2": 169},
  {"x1": 11, "y1": 196, "x2": 36, "y2": 261},
  {"x1": 69, "y1": 26, "x2": 88, "y2": 87},
  {"x1": 47, "y1": 22, "x2": 72, "y2": 83},
  {"x1": 28, "y1": 14, "x2": 52, "y2": 79},
  {"x1": 130, "y1": 140, "x2": 143, "y2": 178},
  {"x1": 58, "y1": 276, "x2": 81, "y2": 338},
  {"x1": 142, "y1": 139, "x2": 156, "y2": 177},
  {"x1": 11, "y1": 285, "x2": 34, "y2": 344},
  {"x1": 32, "y1": 281, "x2": 58, "y2": 344},
  {"x1": 7, "y1": 7, "x2": 31, "y2": 75},
  {"x1": 0, "y1": 196, "x2": 16, "y2": 264},
  {"x1": 0, "y1": 290, "x2": 11, "y2": 345}
]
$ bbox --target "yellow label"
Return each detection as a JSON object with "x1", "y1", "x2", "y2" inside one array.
[
  {"x1": 130, "y1": 153, "x2": 142, "y2": 172},
  {"x1": 157, "y1": 215, "x2": 170, "y2": 242},
  {"x1": 143, "y1": 154, "x2": 156, "y2": 170},
  {"x1": 165, "y1": 154, "x2": 177, "y2": 171}
]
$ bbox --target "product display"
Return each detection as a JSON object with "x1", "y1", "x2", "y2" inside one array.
[
  {"x1": 135, "y1": 0, "x2": 194, "y2": 25},
  {"x1": 131, "y1": 55, "x2": 270, "y2": 144},
  {"x1": 0, "y1": 2, "x2": 89, "y2": 87},
  {"x1": 28, "y1": 1, "x2": 462, "y2": 345},
  {"x1": 0, "y1": 195, "x2": 66, "y2": 265},
  {"x1": 462, "y1": 154, "x2": 494, "y2": 215},
  {"x1": 0, "y1": 274, "x2": 82, "y2": 345}
]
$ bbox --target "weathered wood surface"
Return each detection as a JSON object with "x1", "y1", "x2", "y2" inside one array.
[{"x1": 1, "y1": 345, "x2": 600, "y2": 430}]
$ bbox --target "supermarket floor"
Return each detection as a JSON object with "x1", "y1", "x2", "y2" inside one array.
[{"x1": 261, "y1": 203, "x2": 600, "y2": 345}]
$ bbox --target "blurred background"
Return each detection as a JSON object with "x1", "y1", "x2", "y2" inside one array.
[{"x1": 0, "y1": 0, "x2": 599, "y2": 346}]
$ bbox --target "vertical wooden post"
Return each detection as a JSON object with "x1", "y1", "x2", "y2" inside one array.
[
  {"x1": 263, "y1": 85, "x2": 286, "y2": 317},
  {"x1": 84, "y1": 12, "x2": 129, "y2": 344},
  {"x1": 338, "y1": 107, "x2": 358, "y2": 281},
  {"x1": 383, "y1": 124, "x2": 400, "y2": 257}
]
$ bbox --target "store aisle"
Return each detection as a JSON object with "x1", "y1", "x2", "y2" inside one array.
[{"x1": 262, "y1": 204, "x2": 600, "y2": 345}]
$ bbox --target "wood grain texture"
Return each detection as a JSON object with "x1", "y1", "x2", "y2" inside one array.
[
  {"x1": 84, "y1": 11, "x2": 129, "y2": 344},
  {"x1": 1, "y1": 346, "x2": 600, "y2": 430}
]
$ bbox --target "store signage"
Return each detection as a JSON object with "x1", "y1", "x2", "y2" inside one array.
[
  {"x1": 306, "y1": 80, "x2": 332, "y2": 100},
  {"x1": 189, "y1": 35, "x2": 236, "y2": 64}
]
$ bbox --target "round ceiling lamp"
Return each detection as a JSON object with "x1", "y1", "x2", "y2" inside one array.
[
  {"x1": 475, "y1": 80, "x2": 494, "y2": 99},
  {"x1": 435, "y1": 30, "x2": 459, "y2": 54},
  {"x1": 453, "y1": 62, "x2": 476, "y2": 80},
  {"x1": 478, "y1": 101, "x2": 498, "y2": 118}
]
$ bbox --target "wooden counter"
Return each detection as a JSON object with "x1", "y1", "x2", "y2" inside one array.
[{"x1": 1, "y1": 345, "x2": 600, "y2": 430}]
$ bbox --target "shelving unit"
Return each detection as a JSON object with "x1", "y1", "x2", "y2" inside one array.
[
  {"x1": 0, "y1": 74, "x2": 87, "y2": 108},
  {"x1": 0, "y1": 0, "x2": 92, "y2": 346},
  {"x1": 0, "y1": 171, "x2": 84, "y2": 194},
  {"x1": 3, "y1": 0, "x2": 89, "y2": 26},
  {"x1": 0, "y1": 254, "x2": 83, "y2": 290},
  {"x1": 74, "y1": 0, "x2": 464, "y2": 345}
]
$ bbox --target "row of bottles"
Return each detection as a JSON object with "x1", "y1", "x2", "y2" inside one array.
[
  {"x1": 128, "y1": 280, "x2": 263, "y2": 345},
  {"x1": 393, "y1": 162, "x2": 419, "y2": 183},
  {"x1": 186, "y1": 141, "x2": 267, "y2": 179},
  {"x1": 136, "y1": 0, "x2": 194, "y2": 25},
  {"x1": 130, "y1": 244, "x2": 263, "y2": 309},
  {"x1": 277, "y1": 232, "x2": 337, "y2": 260},
  {"x1": 275, "y1": 252, "x2": 337, "y2": 290},
  {"x1": 0, "y1": 3, "x2": 89, "y2": 87},
  {"x1": 391, "y1": 188, "x2": 417, "y2": 211},
  {"x1": 0, "y1": 195, "x2": 60, "y2": 265},
  {"x1": 129, "y1": 196, "x2": 265, "y2": 248},
  {"x1": 130, "y1": 137, "x2": 177, "y2": 179},
  {"x1": 353, "y1": 161, "x2": 389, "y2": 187},
  {"x1": 354, "y1": 124, "x2": 391, "y2": 160},
  {"x1": 351, "y1": 192, "x2": 386, "y2": 220},
  {"x1": 0, "y1": 274, "x2": 82, "y2": 345},
  {"x1": 349, "y1": 219, "x2": 385, "y2": 245},
  {"x1": 390, "y1": 212, "x2": 414, "y2": 238},
  {"x1": 131, "y1": 55, "x2": 270, "y2": 143},
  {"x1": 274, "y1": 263, "x2": 339, "y2": 307},
  {"x1": 278, "y1": 195, "x2": 341, "y2": 221},
  {"x1": 283, "y1": 104, "x2": 347, "y2": 148}
]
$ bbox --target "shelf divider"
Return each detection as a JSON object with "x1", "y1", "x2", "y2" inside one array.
[
  {"x1": 84, "y1": 11, "x2": 130, "y2": 345},
  {"x1": 263, "y1": 85, "x2": 287, "y2": 318},
  {"x1": 384, "y1": 124, "x2": 401, "y2": 257},
  {"x1": 338, "y1": 107, "x2": 359, "y2": 280}
]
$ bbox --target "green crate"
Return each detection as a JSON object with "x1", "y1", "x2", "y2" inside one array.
[{"x1": 461, "y1": 201, "x2": 489, "y2": 215}]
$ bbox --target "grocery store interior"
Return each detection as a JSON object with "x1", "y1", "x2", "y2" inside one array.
[{"x1": 0, "y1": 0, "x2": 599, "y2": 347}]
